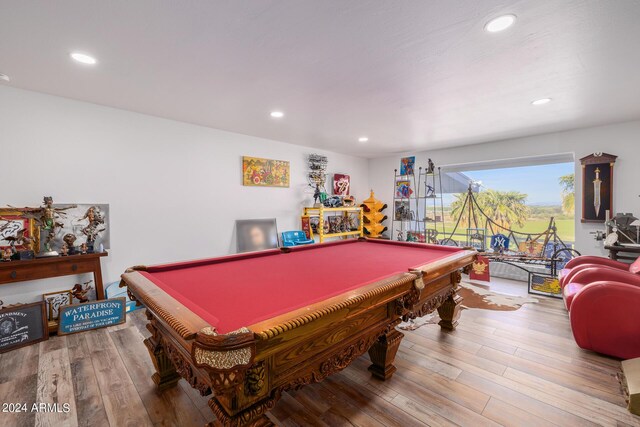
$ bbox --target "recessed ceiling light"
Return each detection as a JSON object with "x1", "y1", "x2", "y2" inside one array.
[
  {"x1": 70, "y1": 52, "x2": 97, "y2": 65},
  {"x1": 484, "y1": 14, "x2": 516, "y2": 33},
  {"x1": 531, "y1": 98, "x2": 552, "y2": 106},
  {"x1": 270, "y1": 111, "x2": 284, "y2": 118},
  {"x1": 0, "y1": 73, "x2": 9, "y2": 82},
  {"x1": 358, "y1": 137, "x2": 369, "y2": 143}
]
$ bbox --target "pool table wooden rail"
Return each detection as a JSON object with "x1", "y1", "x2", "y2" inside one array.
[{"x1": 120, "y1": 245, "x2": 476, "y2": 427}]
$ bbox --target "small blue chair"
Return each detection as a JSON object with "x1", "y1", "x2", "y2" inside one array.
[{"x1": 282, "y1": 231, "x2": 314, "y2": 247}]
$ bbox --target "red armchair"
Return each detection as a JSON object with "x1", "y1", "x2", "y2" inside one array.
[
  {"x1": 559, "y1": 255, "x2": 640, "y2": 288},
  {"x1": 564, "y1": 266, "x2": 640, "y2": 359}
]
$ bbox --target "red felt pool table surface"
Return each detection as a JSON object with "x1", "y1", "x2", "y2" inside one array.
[{"x1": 140, "y1": 239, "x2": 464, "y2": 334}]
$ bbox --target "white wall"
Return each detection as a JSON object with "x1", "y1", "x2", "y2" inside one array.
[
  {"x1": 369, "y1": 120, "x2": 640, "y2": 257},
  {"x1": 2, "y1": 84, "x2": 639, "y2": 305},
  {"x1": 0, "y1": 86, "x2": 369, "y2": 304}
]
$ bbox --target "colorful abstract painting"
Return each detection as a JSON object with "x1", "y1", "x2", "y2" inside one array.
[{"x1": 242, "y1": 156, "x2": 290, "y2": 187}]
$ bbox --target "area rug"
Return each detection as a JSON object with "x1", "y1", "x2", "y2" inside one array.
[
  {"x1": 458, "y1": 281, "x2": 538, "y2": 311},
  {"x1": 398, "y1": 281, "x2": 538, "y2": 330}
]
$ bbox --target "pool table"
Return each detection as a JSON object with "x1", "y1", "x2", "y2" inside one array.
[{"x1": 120, "y1": 238, "x2": 475, "y2": 426}]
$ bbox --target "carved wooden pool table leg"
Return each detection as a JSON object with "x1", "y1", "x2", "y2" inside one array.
[
  {"x1": 144, "y1": 337, "x2": 181, "y2": 390},
  {"x1": 208, "y1": 395, "x2": 277, "y2": 427},
  {"x1": 437, "y1": 292, "x2": 463, "y2": 331},
  {"x1": 368, "y1": 328, "x2": 404, "y2": 380},
  {"x1": 144, "y1": 313, "x2": 181, "y2": 391}
]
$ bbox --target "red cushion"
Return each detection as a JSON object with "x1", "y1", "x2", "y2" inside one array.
[
  {"x1": 563, "y1": 282, "x2": 586, "y2": 310},
  {"x1": 569, "y1": 281, "x2": 640, "y2": 359},
  {"x1": 630, "y1": 257, "x2": 640, "y2": 274}
]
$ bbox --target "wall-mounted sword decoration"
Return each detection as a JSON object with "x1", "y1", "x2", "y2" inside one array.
[{"x1": 593, "y1": 167, "x2": 602, "y2": 217}]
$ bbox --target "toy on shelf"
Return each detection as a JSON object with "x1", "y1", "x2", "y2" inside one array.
[{"x1": 360, "y1": 190, "x2": 388, "y2": 238}]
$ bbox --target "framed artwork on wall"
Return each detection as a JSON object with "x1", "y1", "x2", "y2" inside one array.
[
  {"x1": 400, "y1": 156, "x2": 415, "y2": 176},
  {"x1": 52, "y1": 204, "x2": 110, "y2": 250},
  {"x1": 395, "y1": 180, "x2": 413, "y2": 198},
  {"x1": 242, "y1": 156, "x2": 290, "y2": 187},
  {"x1": 580, "y1": 153, "x2": 616, "y2": 223},
  {"x1": 333, "y1": 174, "x2": 350, "y2": 196},
  {"x1": 0, "y1": 209, "x2": 40, "y2": 253}
]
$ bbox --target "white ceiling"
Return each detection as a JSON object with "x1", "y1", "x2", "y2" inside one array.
[{"x1": 1, "y1": 1, "x2": 640, "y2": 158}]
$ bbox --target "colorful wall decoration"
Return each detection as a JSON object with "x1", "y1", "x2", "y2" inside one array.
[
  {"x1": 580, "y1": 152, "x2": 616, "y2": 223},
  {"x1": 242, "y1": 156, "x2": 290, "y2": 187},
  {"x1": 333, "y1": 174, "x2": 350, "y2": 195},
  {"x1": 0, "y1": 209, "x2": 39, "y2": 253},
  {"x1": 400, "y1": 156, "x2": 415, "y2": 176},
  {"x1": 395, "y1": 180, "x2": 413, "y2": 198}
]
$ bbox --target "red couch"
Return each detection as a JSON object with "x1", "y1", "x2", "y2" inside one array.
[
  {"x1": 559, "y1": 255, "x2": 640, "y2": 288},
  {"x1": 563, "y1": 264, "x2": 640, "y2": 359}
]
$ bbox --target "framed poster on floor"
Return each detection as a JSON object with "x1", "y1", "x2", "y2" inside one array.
[
  {"x1": 528, "y1": 272, "x2": 562, "y2": 299},
  {"x1": 0, "y1": 302, "x2": 48, "y2": 353}
]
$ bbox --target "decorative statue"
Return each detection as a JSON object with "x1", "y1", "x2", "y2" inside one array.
[
  {"x1": 80, "y1": 242, "x2": 88, "y2": 254},
  {"x1": 426, "y1": 158, "x2": 435, "y2": 174},
  {"x1": 13, "y1": 197, "x2": 77, "y2": 256},
  {"x1": 313, "y1": 184, "x2": 322, "y2": 205},
  {"x1": 3, "y1": 228, "x2": 34, "y2": 255},
  {"x1": 60, "y1": 243, "x2": 69, "y2": 256},
  {"x1": 77, "y1": 206, "x2": 105, "y2": 252},
  {"x1": 63, "y1": 233, "x2": 77, "y2": 254},
  {"x1": 71, "y1": 281, "x2": 93, "y2": 303},
  {"x1": 425, "y1": 184, "x2": 435, "y2": 198},
  {"x1": 2, "y1": 248, "x2": 12, "y2": 262}
]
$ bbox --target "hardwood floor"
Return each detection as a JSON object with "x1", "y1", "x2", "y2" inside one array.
[{"x1": 1, "y1": 278, "x2": 638, "y2": 427}]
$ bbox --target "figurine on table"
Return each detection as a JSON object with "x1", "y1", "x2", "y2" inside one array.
[
  {"x1": 2, "y1": 248, "x2": 12, "y2": 262},
  {"x1": 63, "y1": 233, "x2": 77, "y2": 255},
  {"x1": 12, "y1": 197, "x2": 76, "y2": 256},
  {"x1": 3, "y1": 228, "x2": 34, "y2": 257},
  {"x1": 60, "y1": 243, "x2": 69, "y2": 256},
  {"x1": 80, "y1": 242, "x2": 88, "y2": 254},
  {"x1": 77, "y1": 206, "x2": 105, "y2": 253}
]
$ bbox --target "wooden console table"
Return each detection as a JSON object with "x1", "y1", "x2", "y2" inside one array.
[
  {"x1": 0, "y1": 252, "x2": 108, "y2": 299},
  {"x1": 605, "y1": 245, "x2": 640, "y2": 262}
]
